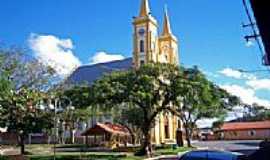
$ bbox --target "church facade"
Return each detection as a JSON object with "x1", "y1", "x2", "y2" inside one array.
[
  {"x1": 132, "y1": 0, "x2": 180, "y2": 145},
  {"x1": 132, "y1": 0, "x2": 179, "y2": 68},
  {"x1": 68, "y1": 0, "x2": 181, "y2": 145}
]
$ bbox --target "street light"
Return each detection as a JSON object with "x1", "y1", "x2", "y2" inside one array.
[
  {"x1": 54, "y1": 96, "x2": 74, "y2": 160},
  {"x1": 43, "y1": 96, "x2": 73, "y2": 160}
]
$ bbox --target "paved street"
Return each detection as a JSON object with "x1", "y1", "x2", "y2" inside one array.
[{"x1": 192, "y1": 140, "x2": 261, "y2": 155}]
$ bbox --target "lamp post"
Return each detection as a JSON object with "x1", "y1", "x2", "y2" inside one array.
[{"x1": 49, "y1": 96, "x2": 73, "y2": 160}]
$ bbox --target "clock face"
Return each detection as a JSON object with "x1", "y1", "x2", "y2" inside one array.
[
  {"x1": 162, "y1": 44, "x2": 169, "y2": 51},
  {"x1": 138, "y1": 28, "x2": 145, "y2": 36}
]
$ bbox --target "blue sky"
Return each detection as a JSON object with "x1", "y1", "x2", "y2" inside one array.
[{"x1": 1, "y1": 0, "x2": 270, "y2": 116}]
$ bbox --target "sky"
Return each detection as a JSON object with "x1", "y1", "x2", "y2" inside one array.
[{"x1": 1, "y1": 0, "x2": 270, "y2": 126}]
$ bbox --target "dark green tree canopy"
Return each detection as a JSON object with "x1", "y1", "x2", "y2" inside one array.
[{"x1": 90, "y1": 63, "x2": 180, "y2": 155}]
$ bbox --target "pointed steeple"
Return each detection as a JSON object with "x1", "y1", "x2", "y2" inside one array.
[
  {"x1": 139, "y1": 0, "x2": 150, "y2": 17},
  {"x1": 162, "y1": 5, "x2": 172, "y2": 36}
]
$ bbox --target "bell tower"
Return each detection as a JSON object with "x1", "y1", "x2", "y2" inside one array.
[
  {"x1": 158, "y1": 7, "x2": 179, "y2": 65},
  {"x1": 133, "y1": 0, "x2": 159, "y2": 68}
]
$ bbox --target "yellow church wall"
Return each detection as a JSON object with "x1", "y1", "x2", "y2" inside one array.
[
  {"x1": 132, "y1": 0, "x2": 180, "y2": 145},
  {"x1": 168, "y1": 113, "x2": 174, "y2": 140},
  {"x1": 153, "y1": 117, "x2": 161, "y2": 144}
]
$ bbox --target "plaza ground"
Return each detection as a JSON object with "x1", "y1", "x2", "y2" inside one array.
[
  {"x1": 0, "y1": 144, "x2": 191, "y2": 160},
  {"x1": 192, "y1": 140, "x2": 261, "y2": 156},
  {"x1": 1, "y1": 140, "x2": 263, "y2": 159}
]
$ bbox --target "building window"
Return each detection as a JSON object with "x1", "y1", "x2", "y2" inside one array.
[
  {"x1": 165, "y1": 55, "x2": 168, "y2": 62},
  {"x1": 140, "y1": 40, "x2": 144, "y2": 52},
  {"x1": 177, "y1": 119, "x2": 181, "y2": 129},
  {"x1": 140, "y1": 60, "x2": 145, "y2": 66},
  {"x1": 249, "y1": 130, "x2": 256, "y2": 136},
  {"x1": 164, "y1": 115, "x2": 169, "y2": 139}
]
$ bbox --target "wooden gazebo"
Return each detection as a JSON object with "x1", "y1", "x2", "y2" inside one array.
[{"x1": 81, "y1": 122, "x2": 131, "y2": 148}]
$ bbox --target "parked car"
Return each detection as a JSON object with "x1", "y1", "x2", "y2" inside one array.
[
  {"x1": 248, "y1": 140, "x2": 270, "y2": 160},
  {"x1": 178, "y1": 150, "x2": 247, "y2": 160}
]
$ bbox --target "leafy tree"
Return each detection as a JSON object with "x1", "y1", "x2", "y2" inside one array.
[
  {"x1": 114, "y1": 104, "x2": 144, "y2": 145},
  {"x1": 170, "y1": 67, "x2": 239, "y2": 147},
  {"x1": 57, "y1": 85, "x2": 93, "y2": 144},
  {"x1": 90, "y1": 63, "x2": 179, "y2": 156},
  {"x1": 58, "y1": 107, "x2": 93, "y2": 144},
  {"x1": 241, "y1": 103, "x2": 270, "y2": 121},
  {"x1": 60, "y1": 85, "x2": 92, "y2": 109},
  {"x1": 0, "y1": 47, "x2": 56, "y2": 154}
]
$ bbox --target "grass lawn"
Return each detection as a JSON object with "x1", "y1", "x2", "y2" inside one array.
[
  {"x1": 155, "y1": 147, "x2": 191, "y2": 156},
  {"x1": 24, "y1": 144, "x2": 144, "y2": 160},
  {"x1": 28, "y1": 154, "x2": 141, "y2": 160},
  {"x1": 15, "y1": 144, "x2": 191, "y2": 160}
]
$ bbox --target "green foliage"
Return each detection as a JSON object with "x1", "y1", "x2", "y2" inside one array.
[
  {"x1": 242, "y1": 103, "x2": 270, "y2": 121},
  {"x1": 117, "y1": 106, "x2": 144, "y2": 129},
  {"x1": 61, "y1": 85, "x2": 92, "y2": 109},
  {"x1": 0, "y1": 47, "x2": 56, "y2": 154},
  {"x1": 91, "y1": 63, "x2": 180, "y2": 155},
  {"x1": 29, "y1": 154, "x2": 128, "y2": 160},
  {"x1": 0, "y1": 47, "x2": 55, "y2": 133},
  {"x1": 171, "y1": 66, "x2": 239, "y2": 146},
  {"x1": 114, "y1": 105, "x2": 144, "y2": 144},
  {"x1": 0, "y1": 156, "x2": 9, "y2": 160},
  {"x1": 155, "y1": 147, "x2": 191, "y2": 156}
]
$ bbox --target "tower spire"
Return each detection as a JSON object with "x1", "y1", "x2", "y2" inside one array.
[
  {"x1": 139, "y1": 0, "x2": 150, "y2": 17},
  {"x1": 162, "y1": 5, "x2": 172, "y2": 36}
]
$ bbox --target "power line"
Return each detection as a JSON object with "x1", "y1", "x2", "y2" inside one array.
[{"x1": 242, "y1": 0, "x2": 265, "y2": 58}]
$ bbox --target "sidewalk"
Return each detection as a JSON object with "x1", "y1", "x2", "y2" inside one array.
[
  {"x1": 145, "y1": 155, "x2": 178, "y2": 160},
  {"x1": 144, "y1": 151, "x2": 187, "y2": 160}
]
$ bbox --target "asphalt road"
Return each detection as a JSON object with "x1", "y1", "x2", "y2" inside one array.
[{"x1": 192, "y1": 140, "x2": 262, "y2": 156}]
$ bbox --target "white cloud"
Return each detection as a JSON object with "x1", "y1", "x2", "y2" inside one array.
[
  {"x1": 219, "y1": 68, "x2": 256, "y2": 80},
  {"x1": 220, "y1": 84, "x2": 270, "y2": 108},
  {"x1": 245, "y1": 41, "x2": 254, "y2": 47},
  {"x1": 90, "y1": 52, "x2": 125, "y2": 64},
  {"x1": 197, "y1": 118, "x2": 218, "y2": 128},
  {"x1": 202, "y1": 70, "x2": 219, "y2": 78},
  {"x1": 246, "y1": 78, "x2": 270, "y2": 91},
  {"x1": 219, "y1": 68, "x2": 242, "y2": 79},
  {"x1": 28, "y1": 33, "x2": 81, "y2": 76}
]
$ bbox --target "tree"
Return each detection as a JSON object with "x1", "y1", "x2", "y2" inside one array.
[
  {"x1": 90, "y1": 63, "x2": 179, "y2": 156},
  {"x1": 114, "y1": 105, "x2": 144, "y2": 145},
  {"x1": 0, "y1": 47, "x2": 56, "y2": 154},
  {"x1": 170, "y1": 67, "x2": 239, "y2": 147},
  {"x1": 57, "y1": 85, "x2": 92, "y2": 144},
  {"x1": 241, "y1": 103, "x2": 270, "y2": 121}
]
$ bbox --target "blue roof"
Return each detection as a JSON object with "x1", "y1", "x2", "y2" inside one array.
[{"x1": 67, "y1": 58, "x2": 132, "y2": 85}]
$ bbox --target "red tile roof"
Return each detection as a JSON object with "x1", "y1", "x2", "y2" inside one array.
[
  {"x1": 81, "y1": 122, "x2": 130, "y2": 136},
  {"x1": 220, "y1": 121, "x2": 270, "y2": 131}
]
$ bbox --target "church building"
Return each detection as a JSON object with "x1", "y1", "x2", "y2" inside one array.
[
  {"x1": 68, "y1": 0, "x2": 181, "y2": 145},
  {"x1": 133, "y1": 0, "x2": 179, "y2": 68}
]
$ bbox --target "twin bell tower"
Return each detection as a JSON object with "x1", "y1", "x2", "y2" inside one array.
[{"x1": 132, "y1": 0, "x2": 179, "y2": 68}]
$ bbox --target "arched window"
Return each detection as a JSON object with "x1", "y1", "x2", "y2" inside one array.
[
  {"x1": 164, "y1": 115, "x2": 169, "y2": 139},
  {"x1": 140, "y1": 40, "x2": 144, "y2": 52}
]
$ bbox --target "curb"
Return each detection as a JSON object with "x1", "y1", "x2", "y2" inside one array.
[
  {"x1": 144, "y1": 151, "x2": 188, "y2": 160},
  {"x1": 144, "y1": 155, "x2": 178, "y2": 160}
]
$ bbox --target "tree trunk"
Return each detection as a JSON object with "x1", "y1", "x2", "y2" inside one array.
[
  {"x1": 176, "y1": 130, "x2": 184, "y2": 147},
  {"x1": 69, "y1": 129, "x2": 75, "y2": 144},
  {"x1": 132, "y1": 135, "x2": 135, "y2": 145},
  {"x1": 119, "y1": 123, "x2": 135, "y2": 145},
  {"x1": 184, "y1": 125, "x2": 192, "y2": 147},
  {"x1": 19, "y1": 134, "x2": 25, "y2": 155},
  {"x1": 142, "y1": 130, "x2": 152, "y2": 157}
]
